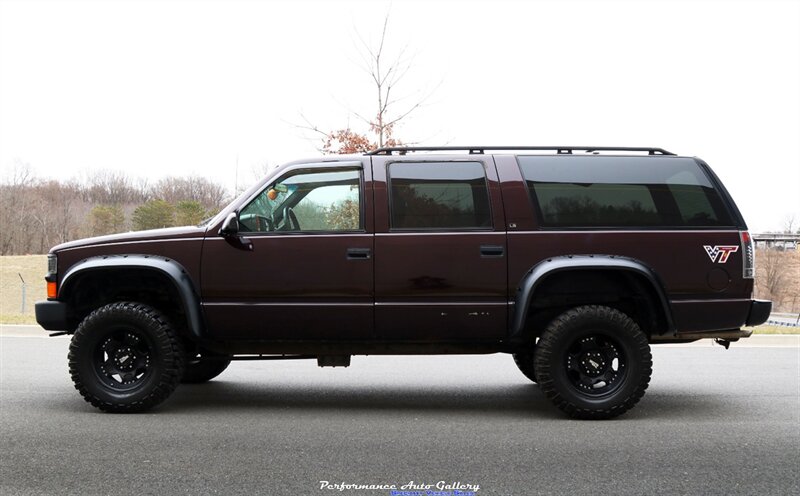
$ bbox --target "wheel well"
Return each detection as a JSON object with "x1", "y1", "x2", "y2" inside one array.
[
  {"x1": 524, "y1": 269, "x2": 669, "y2": 338},
  {"x1": 64, "y1": 269, "x2": 191, "y2": 339}
]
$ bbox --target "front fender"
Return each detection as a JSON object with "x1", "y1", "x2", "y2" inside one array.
[{"x1": 58, "y1": 255, "x2": 205, "y2": 339}]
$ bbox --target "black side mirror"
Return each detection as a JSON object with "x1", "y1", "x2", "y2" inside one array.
[{"x1": 219, "y1": 212, "x2": 240, "y2": 237}]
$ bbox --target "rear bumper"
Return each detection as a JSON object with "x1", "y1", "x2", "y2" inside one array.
[
  {"x1": 745, "y1": 299, "x2": 772, "y2": 327},
  {"x1": 35, "y1": 300, "x2": 69, "y2": 331}
]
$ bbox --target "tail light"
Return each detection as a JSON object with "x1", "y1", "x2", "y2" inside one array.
[{"x1": 740, "y1": 231, "x2": 754, "y2": 279}]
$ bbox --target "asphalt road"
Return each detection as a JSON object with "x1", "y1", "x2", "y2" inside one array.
[{"x1": 1, "y1": 333, "x2": 798, "y2": 496}]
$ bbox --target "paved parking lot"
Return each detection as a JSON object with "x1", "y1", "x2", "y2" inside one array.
[{"x1": 1, "y1": 331, "x2": 798, "y2": 495}]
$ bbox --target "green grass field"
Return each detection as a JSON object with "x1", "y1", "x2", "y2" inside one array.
[{"x1": 0, "y1": 255, "x2": 797, "y2": 334}]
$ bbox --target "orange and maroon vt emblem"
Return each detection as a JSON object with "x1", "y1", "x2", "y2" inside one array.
[{"x1": 703, "y1": 245, "x2": 739, "y2": 263}]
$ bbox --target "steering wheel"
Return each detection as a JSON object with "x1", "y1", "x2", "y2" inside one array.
[
  {"x1": 286, "y1": 207, "x2": 300, "y2": 231},
  {"x1": 255, "y1": 215, "x2": 274, "y2": 232},
  {"x1": 239, "y1": 213, "x2": 273, "y2": 232}
]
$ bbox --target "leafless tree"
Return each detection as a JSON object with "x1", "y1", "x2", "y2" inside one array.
[
  {"x1": 150, "y1": 176, "x2": 229, "y2": 210},
  {"x1": 297, "y1": 11, "x2": 437, "y2": 153},
  {"x1": 783, "y1": 214, "x2": 797, "y2": 234},
  {"x1": 756, "y1": 247, "x2": 786, "y2": 307}
]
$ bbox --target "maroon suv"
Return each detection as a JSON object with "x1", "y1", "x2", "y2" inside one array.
[{"x1": 35, "y1": 146, "x2": 771, "y2": 418}]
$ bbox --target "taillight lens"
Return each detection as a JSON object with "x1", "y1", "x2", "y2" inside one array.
[{"x1": 740, "y1": 231, "x2": 754, "y2": 279}]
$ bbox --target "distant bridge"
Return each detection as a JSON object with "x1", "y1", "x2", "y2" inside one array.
[{"x1": 753, "y1": 233, "x2": 800, "y2": 250}]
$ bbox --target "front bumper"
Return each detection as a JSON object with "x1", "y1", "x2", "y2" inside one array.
[
  {"x1": 35, "y1": 300, "x2": 69, "y2": 331},
  {"x1": 745, "y1": 299, "x2": 772, "y2": 327}
]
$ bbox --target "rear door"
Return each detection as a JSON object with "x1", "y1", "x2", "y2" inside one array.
[{"x1": 371, "y1": 155, "x2": 508, "y2": 341}]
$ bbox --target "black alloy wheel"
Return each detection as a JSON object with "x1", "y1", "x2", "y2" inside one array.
[
  {"x1": 68, "y1": 302, "x2": 184, "y2": 413},
  {"x1": 534, "y1": 305, "x2": 652, "y2": 419}
]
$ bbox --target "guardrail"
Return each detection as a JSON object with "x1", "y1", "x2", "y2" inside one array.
[{"x1": 766, "y1": 313, "x2": 800, "y2": 328}]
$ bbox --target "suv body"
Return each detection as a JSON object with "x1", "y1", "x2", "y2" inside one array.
[{"x1": 36, "y1": 146, "x2": 771, "y2": 418}]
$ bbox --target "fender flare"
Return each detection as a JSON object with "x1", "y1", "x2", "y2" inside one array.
[
  {"x1": 511, "y1": 255, "x2": 675, "y2": 337},
  {"x1": 59, "y1": 254, "x2": 205, "y2": 339}
]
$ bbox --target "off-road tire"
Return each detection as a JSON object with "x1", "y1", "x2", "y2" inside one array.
[
  {"x1": 534, "y1": 305, "x2": 652, "y2": 420},
  {"x1": 182, "y1": 356, "x2": 231, "y2": 384},
  {"x1": 68, "y1": 302, "x2": 185, "y2": 413},
  {"x1": 512, "y1": 352, "x2": 537, "y2": 383}
]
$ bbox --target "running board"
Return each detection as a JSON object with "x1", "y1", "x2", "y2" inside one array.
[{"x1": 651, "y1": 329, "x2": 753, "y2": 342}]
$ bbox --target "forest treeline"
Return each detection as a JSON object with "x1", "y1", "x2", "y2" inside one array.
[{"x1": 1, "y1": 166, "x2": 231, "y2": 255}]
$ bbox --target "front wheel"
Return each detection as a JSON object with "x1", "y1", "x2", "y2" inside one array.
[
  {"x1": 534, "y1": 305, "x2": 652, "y2": 419},
  {"x1": 68, "y1": 302, "x2": 185, "y2": 413}
]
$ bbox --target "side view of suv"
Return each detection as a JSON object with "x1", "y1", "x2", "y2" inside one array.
[{"x1": 36, "y1": 146, "x2": 771, "y2": 419}]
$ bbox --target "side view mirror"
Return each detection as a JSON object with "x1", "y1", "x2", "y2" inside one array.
[{"x1": 219, "y1": 212, "x2": 240, "y2": 237}]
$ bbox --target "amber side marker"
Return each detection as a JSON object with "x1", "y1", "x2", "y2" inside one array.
[{"x1": 47, "y1": 281, "x2": 57, "y2": 299}]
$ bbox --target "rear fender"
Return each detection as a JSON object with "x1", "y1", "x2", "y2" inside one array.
[{"x1": 511, "y1": 255, "x2": 675, "y2": 338}]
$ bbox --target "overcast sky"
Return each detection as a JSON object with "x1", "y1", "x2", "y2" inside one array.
[{"x1": 1, "y1": 0, "x2": 798, "y2": 232}]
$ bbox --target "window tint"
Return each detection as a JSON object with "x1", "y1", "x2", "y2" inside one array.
[
  {"x1": 389, "y1": 162, "x2": 491, "y2": 229},
  {"x1": 240, "y1": 169, "x2": 361, "y2": 232},
  {"x1": 518, "y1": 156, "x2": 734, "y2": 228}
]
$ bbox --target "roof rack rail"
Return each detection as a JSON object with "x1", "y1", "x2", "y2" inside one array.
[{"x1": 366, "y1": 146, "x2": 676, "y2": 156}]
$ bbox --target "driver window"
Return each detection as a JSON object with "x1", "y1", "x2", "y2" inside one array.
[{"x1": 239, "y1": 169, "x2": 362, "y2": 233}]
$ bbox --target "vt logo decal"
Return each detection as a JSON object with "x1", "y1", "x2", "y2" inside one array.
[{"x1": 703, "y1": 245, "x2": 739, "y2": 263}]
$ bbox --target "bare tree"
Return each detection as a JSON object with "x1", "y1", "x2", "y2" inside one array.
[
  {"x1": 150, "y1": 176, "x2": 229, "y2": 210},
  {"x1": 783, "y1": 214, "x2": 797, "y2": 234},
  {"x1": 756, "y1": 247, "x2": 786, "y2": 307},
  {"x1": 0, "y1": 162, "x2": 36, "y2": 254},
  {"x1": 298, "y1": 11, "x2": 436, "y2": 153}
]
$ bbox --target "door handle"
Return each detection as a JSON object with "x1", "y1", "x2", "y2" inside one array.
[
  {"x1": 480, "y1": 245, "x2": 505, "y2": 258},
  {"x1": 346, "y1": 248, "x2": 372, "y2": 260}
]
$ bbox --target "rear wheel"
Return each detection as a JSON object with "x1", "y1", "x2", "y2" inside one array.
[
  {"x1": 68, "y1": 302, "x2": 185, "y2": 413},
  {"x1": 512, "y1": 351, "x2": 537, "y2": 383},
  {"x1": 534, "y1": 305, "x2": 652, "y2": 419}
]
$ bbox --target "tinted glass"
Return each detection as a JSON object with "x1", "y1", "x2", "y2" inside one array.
[
  {"x1": 240, "y1": 169, "x2": 361, "y2": 232},
  {"x1": 518, "y1": 156, "x2": 734, "y2": 228},
  {"x1": 389, "y1": 162, "x2": 491, "y2": 229}
]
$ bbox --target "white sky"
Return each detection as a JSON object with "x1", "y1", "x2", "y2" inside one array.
[{"x1": 1, "y1": 0, "x2": 798, "y2": 232}]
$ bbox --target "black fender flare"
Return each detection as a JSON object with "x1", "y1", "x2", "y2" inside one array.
[
  {"x1": 511, "y1": 255, "x2": 675, "y2": 338},
  {"x1": 59, "y1": 254, "x2": 205, "y2": 339}
]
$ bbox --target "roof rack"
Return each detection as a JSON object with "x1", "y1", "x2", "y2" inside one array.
[{"x1": 366, "y1": 146, "x2": 676, "y2": 156}]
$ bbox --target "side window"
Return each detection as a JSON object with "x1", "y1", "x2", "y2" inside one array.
[
  {"x1": 239, "y1": 169, "x2": 361, "y2": 233},
  {"x1": 518, "y1": 156, "x2": 734, "y2": 228},
  {"x1": 388, "y1": 161, "x2": 492, "y2": 230}
]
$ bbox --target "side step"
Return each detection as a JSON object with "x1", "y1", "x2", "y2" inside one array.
[
  {"x1": 317, "y1": 355, "x2": 351, "y2": 367},
  {"x1": 651, "y1": 329, "x2": 753, "y2": 342}
]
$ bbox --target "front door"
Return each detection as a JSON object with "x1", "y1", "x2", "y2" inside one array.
[{"x1": 201, "y1": 162, "x2": 374, "y2": 341}]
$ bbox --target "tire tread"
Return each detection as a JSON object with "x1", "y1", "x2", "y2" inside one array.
[
  {"x1": 534, "y1": 305, "x2": 652, "y2": 420},
  {"x1": 68, "y1": 302, "x2": 184, "y2": 413}
]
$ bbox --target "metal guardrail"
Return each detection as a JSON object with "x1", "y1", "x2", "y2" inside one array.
[
  {"x1": 765, "y1": 313, "x2": 800, "y2": 328},
  {"x1": 767, "y1": 320, "x2": 800, "y2": 328},
  {"x1": 752, "y1": 233, "x2": 800, "y2": 242}
]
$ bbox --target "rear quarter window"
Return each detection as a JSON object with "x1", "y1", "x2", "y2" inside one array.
[{"x1": 518, "y1": 156, "x2": 734, "y2": 228}]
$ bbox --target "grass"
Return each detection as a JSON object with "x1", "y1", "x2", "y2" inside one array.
[
  {"x1": 0, "y1": 255, "x2": 798, "y2": 334},
  {"x1": 747, "y1": 324, "x2": 799, "y2": 335},
  {"x1": 0, "y1": 255, "x2": 46, "y2": 324}
]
